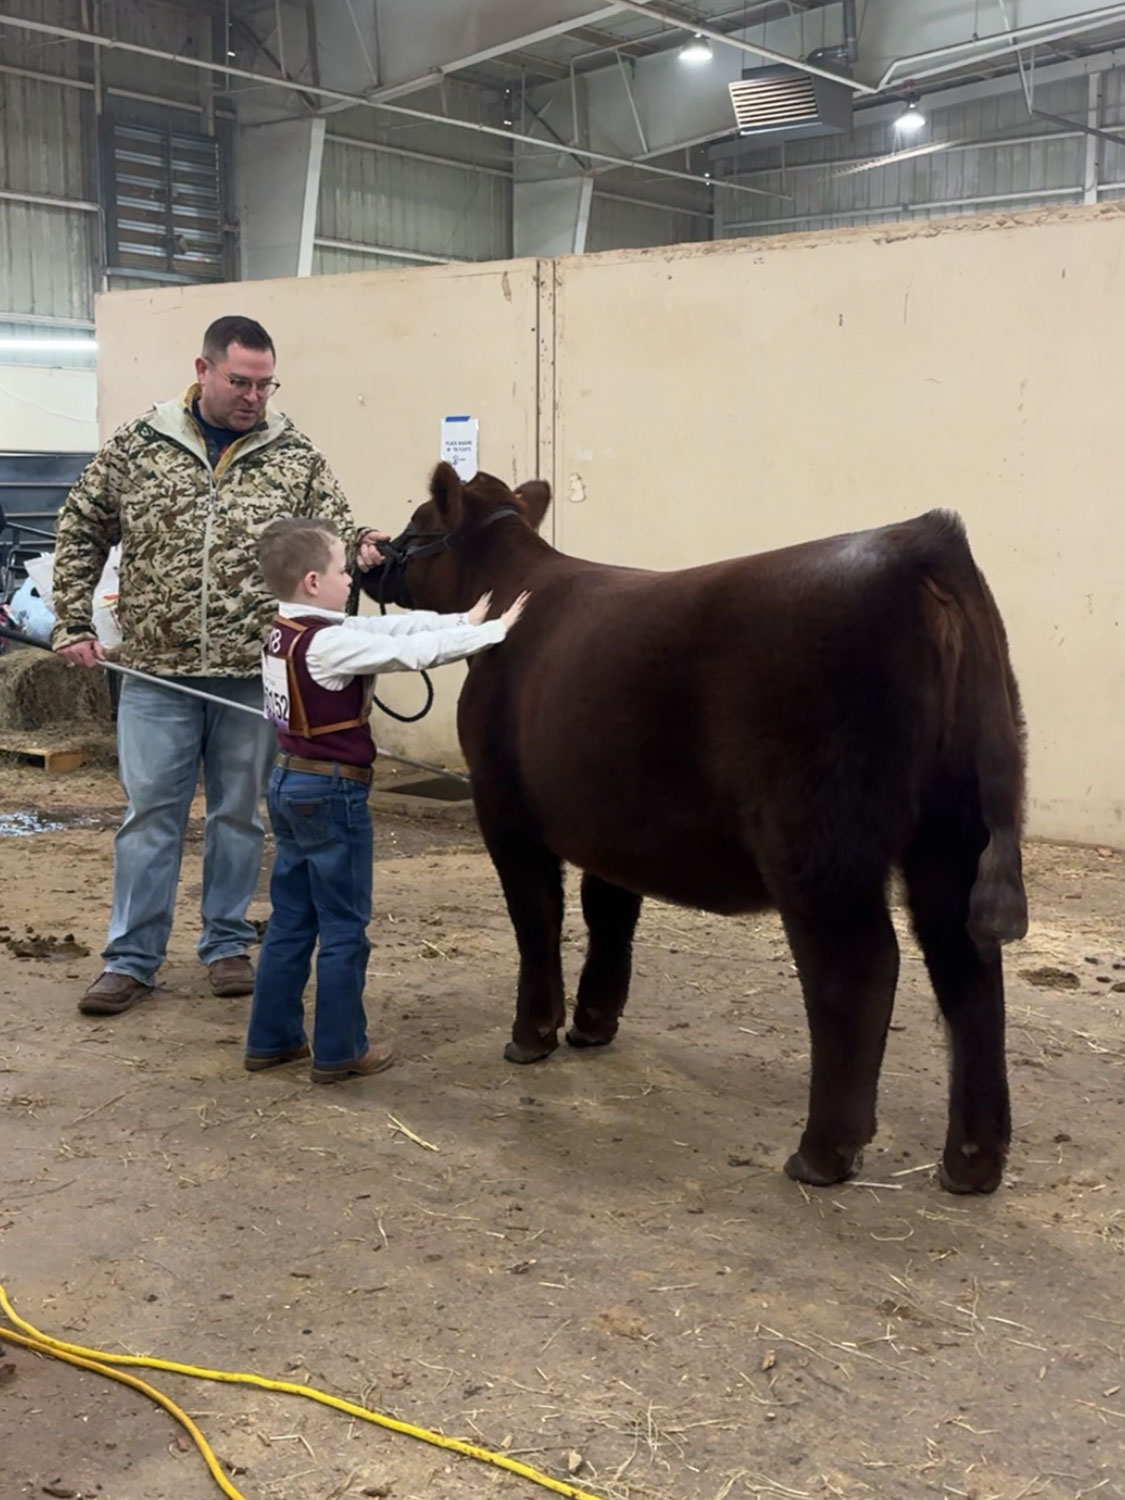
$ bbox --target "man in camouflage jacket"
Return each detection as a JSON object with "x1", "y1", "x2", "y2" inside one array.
[{"x1": 52, "y1": 314, "x2": 385, "y2": 1017}]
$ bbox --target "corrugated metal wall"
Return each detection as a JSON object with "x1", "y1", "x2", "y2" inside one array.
[
  {"x1": 715, "y1": 71, "x2": 1125, "y2": 238},
  {"x1": 0, "y1": 0, "x2": 228, "y2": 336},
  {"x1": 1098, "y1": 66, "x2": 1125, "y2": 201},
  {"x1": 315, "y1": 81, "x2": 513, "y2": 271},
  {"x1": 587, "y1": 190, "x2": 710, "y2": 254},
  {"x1": 0, "y1": 16, "x2": 98, "y2": 327}
]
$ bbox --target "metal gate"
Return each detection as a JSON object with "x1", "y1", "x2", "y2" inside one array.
[{"x1": 0, "y1": 450, "x2": 92, "y2": 601}]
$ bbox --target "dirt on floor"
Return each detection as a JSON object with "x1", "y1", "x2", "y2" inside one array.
[{"x1": 1, "y1": 762, "x2": 1124, "y2": 1500}]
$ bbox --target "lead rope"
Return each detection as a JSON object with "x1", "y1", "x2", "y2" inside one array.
[{"x1": 347, "y1": 545, "x2": 435, "y2": 724}]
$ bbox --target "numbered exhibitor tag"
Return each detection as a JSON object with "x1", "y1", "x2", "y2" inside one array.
[{"x1": 261, "y1": 646, "x2": 290, "y2": 730}]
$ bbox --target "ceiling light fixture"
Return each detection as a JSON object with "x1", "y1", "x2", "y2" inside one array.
[
  {"x1": 679, "y1": 32, "x2": 713, "y2": 65},
  {"x1": 894, "y1": 96, "x2": 926, "y2": 135}
]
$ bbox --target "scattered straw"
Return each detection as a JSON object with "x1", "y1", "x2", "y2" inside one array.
[{"x1": 387, "y1": 1114, "x2": 439, "y2": 1151}]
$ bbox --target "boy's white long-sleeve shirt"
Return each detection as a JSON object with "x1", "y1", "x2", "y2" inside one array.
[{"x1": 276, "y1": 601, "x2": 506, "y2": 690}]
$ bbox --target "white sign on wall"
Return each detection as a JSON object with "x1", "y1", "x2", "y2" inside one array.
[{"x1": 440, "y1": 415, "x2": 479, "y2": 480}]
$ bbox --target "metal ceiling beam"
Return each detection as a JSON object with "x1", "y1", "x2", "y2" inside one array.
[
  {"x1": 357, "y1": 4, "x2": 627, "y2": 102},
  {"x1": 230, "y1": 11, "x2": 321, "y2": 111},
  {"x1": 0, "y1": 11, "x2": 785, "y2": 200},
  {"x1": 608, "y1": 0, "x2": 877, "y2": 92},
  {"x1": 502, "y1": 49, "x2": 573, "y2": 79},
  {"x1": 567, "y1": 0, "x2": 833, "y2": 68},
  {"x1": 876, "y1": 2, "x2": 1125, "y2": 89}
]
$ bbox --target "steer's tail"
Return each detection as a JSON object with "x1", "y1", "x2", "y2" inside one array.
[{"x1": 915, "y1": 512, "x2": 1029, "y2": 952}]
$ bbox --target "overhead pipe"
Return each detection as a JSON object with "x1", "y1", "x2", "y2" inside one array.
[
  {"x1": 843, "y1": 0, "x2": 859, "y2": 65},
  {"x1": 807, "y1": 0, "x2": 859, "y2": 70},
  {"x1": 0, "y1": 12, "x2": 789, "y2": 202}
]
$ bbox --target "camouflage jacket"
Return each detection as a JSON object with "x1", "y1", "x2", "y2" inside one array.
[{"x1": 51, "y1": 387, "x2": 359, "y2": 678}]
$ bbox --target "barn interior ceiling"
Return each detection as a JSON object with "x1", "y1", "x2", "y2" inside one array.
[{"x1": 3, "y1": 2, "x2": 1125, "y2": 198}]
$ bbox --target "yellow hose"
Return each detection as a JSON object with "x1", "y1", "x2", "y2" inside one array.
[
  {"x1": 0, "y1": 1283, "x2": 605, "y2": 1500},
  {"x1": 0, "y1": 1322, "x2": 247, "y2": 1500}
]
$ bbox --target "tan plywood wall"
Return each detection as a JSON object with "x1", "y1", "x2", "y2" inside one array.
[
  {"x1": 96, "y1": 205, "x2": 1125, "y2": 844},
  {"x1": 95, "y1": 261, "x2": 544, "y2": 764},
  {"x1": 550, "y1": 206, "x2": 1125, "y2": 847}
]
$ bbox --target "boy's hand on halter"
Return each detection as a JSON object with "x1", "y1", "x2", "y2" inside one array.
[{"x1": 356, "y1": 529, "x2": 390, "y2": 571}]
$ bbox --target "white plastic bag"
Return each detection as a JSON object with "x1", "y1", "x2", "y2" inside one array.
[
  {"x1": 8, "y1": 575, "x2": 55, "y2": 644},
  {"x1": 25, "y1": 546, "x2": 121, "y2": 649},
  {"x1": 92, "y1": 545, "x2": 121, "y2": 650},
  {"x1": 23, "y1": 552, "x2": 54, "y2": 611}
]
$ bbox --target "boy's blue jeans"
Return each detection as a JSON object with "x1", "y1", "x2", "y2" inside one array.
[{"x1": 246, "y1": 766, "x2": 372, "y2": 1070}]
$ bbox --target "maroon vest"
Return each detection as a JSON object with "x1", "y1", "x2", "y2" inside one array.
[{"x1": 262, "y1": 614, "x2": 375, "y2": 767}]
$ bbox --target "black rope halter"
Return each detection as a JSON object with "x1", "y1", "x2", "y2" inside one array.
[{"x1": 346, "y1": 506, "x2": 521, "y2": 723}]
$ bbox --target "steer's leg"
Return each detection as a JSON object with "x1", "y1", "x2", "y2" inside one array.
[
  {"x1": 482, "y1": 825, "x2": 567, "y2": 1064},
  {"x1": 780, "y1": 892, "x2": 900, "y2": 1187},
  {"x1": 568, "y1": 872, "x2": 643, "y2": 1049},
  {"x1": 903, "y1": 826, "x2": 1010, "y2": 1195}
]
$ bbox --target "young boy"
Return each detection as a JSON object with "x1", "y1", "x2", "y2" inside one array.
[{"x1": 245, "y1": 516, "x2": 528, "y2": 1083}]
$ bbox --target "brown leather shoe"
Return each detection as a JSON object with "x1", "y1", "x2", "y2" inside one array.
[
  {"x1": 310, "y1": 1040, "x2": 395, "y2": 1085},
  {"x1": 209, "y1": 955, "x2": 254, "y2": 997},
  {"x1": 78, "y1": 971, "x2": 153, "y2": 1016},
  {"x1": 244, "y1": 1043, "x2": 311, "y2": 1073}
]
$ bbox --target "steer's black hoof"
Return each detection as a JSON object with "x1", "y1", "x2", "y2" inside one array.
[
  {"x1": 565, "y1": 1026, "x2": 613, "y2": 1050},
  {"x1": 784, "y1": 1147, "x2": 862, "y2": 1187},
  {"x1": 503, "y1": 1038, "x2": 556, "y2": 1065},
  {"x1": 939, "y1": 1147, "x2": 1003, "y2": 1195}
]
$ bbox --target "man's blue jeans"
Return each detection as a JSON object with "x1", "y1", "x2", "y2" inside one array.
[
  {"x1": 245, "y1": 767, "x2": 373, "y2": 1069},
  {"x1": 104, "y1": 674, "x2": 274, "y2": 984}
]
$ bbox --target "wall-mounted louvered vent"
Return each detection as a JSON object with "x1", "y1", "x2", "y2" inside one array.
[
  {"x1": 102, "y1": 122, "x2": 226, "y2": 283},
  {"x1": 728, "y1": 64, "x2": 853, "y2": 141}
]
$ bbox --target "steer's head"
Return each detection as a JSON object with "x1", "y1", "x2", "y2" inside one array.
[{"x1": 359, "y1": 462, "x2": 551, "y2": 614}]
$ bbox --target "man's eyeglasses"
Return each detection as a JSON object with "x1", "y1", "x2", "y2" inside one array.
[{"x1": 208, "y1": 365, "x2": 280, "y2": 398}]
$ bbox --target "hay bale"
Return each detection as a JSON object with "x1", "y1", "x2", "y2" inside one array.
[{"x1": 0, "y1": 646, "x2": 112, "y2": 733}]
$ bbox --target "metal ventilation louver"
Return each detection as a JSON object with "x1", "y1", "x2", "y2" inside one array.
[
  {"x1": 728, "y1": 64, "x2": 853, "y2": 141},
  {"x1": 101, "y1": 121, "x2": 226, "y2": 283}
]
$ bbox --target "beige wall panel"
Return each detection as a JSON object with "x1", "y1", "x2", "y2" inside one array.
[
  {"x1": 550, "y1": 205, "x2": 1125, "y2": 846},
  {"x1": 95, "y1": 262, "x2": 543, "y2": 764},
  {"x1": 95, "y1": 209, "x2": 1124, "y2": 844}
]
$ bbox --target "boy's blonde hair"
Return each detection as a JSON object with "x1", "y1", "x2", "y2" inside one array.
[{"x1": 259, "y1": 517, "x2": 340, "y2": 599}]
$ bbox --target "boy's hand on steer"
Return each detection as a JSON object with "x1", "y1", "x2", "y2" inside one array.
[
  {"x1": 466, "y1": 591, "x2": 493, "y2": 625},
  {"x1": 501, "y1": 592, "x2": 530, "y2": 632}
]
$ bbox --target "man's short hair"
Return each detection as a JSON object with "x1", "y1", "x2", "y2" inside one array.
[
  {"x1": 202, "y1": 315, "x2": 276, "y2": 363},
  {"x1": 259, "y1": 517, "x2": 340, "y2": 599}
]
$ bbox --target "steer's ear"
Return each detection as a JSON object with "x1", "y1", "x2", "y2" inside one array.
[
  {"x1": 430, "y1": 462, "x2": 464, "y2": 528},
  {"x1": 513, "y1": 480, "x2": 552, "y2": 532}
]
